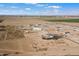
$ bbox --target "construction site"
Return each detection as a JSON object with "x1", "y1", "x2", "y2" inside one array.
[{"x1": 0, "y1": 16, "x2": 79, "y2": 56}]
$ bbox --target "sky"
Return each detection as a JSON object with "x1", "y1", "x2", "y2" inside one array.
[{"x1": 0, "y1": 3, "x2": 79, "y2": 16}]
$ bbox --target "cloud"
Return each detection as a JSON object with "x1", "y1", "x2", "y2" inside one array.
[
  {"x1": 10, "y1": 6, "x2": 18, "y2": 8},
  {"x1": 36, "y1": 9, "x2": 61, "y2": 16},
  {"x1": 2, "y1": 10, "x2": 10, "y2": 12},
  {"x1": 48, "y1": 6, "x2": 62, "y2": 8},
  {"x1": 36, "y1": 4, "x2": 44, "y2": 7},
  {"x1": 31, "y1": 3, "x2": 44, "y2": 7},
  {"x1": 31, "y1": 3, "x2": 38, "y2": 4},
  {"x1": 0, "y1": 8, "x2": 27, "y2": 15},
  {"x1": 25, "y1": 8, "x2": 31, "y2": 10}
]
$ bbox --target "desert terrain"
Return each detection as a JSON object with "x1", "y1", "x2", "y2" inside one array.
[{"x1": 0, "y1": 16, "x2": 79, "y2": 56}]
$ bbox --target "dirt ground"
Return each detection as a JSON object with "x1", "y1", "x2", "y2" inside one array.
[{"x1": 0, "y1": 16, "x2": 79, "y2": 56}]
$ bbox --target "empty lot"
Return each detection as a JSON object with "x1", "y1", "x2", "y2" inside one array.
[{"x1": 0, "y1": 16, "x2": 79, "y2": 56}]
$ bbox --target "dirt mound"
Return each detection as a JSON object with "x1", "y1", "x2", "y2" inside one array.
[{"x1": 6, "y1": 25, "x2": 25, "y2": 40}]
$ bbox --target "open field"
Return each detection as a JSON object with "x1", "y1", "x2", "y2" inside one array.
[
  {"x1": 46, "y1": 19, "x2": 79, "y2": 23},
  {"x1": 0, "y1": 16, "x2": 79, "y2": 56}
]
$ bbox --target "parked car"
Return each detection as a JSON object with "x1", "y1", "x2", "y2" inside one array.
[
  {"x1": 42, "y1": 33, "x2": 54, "y2": 39},
  {"x1": 42, "y1": 33, "x2": 62, "y2": 40}
]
